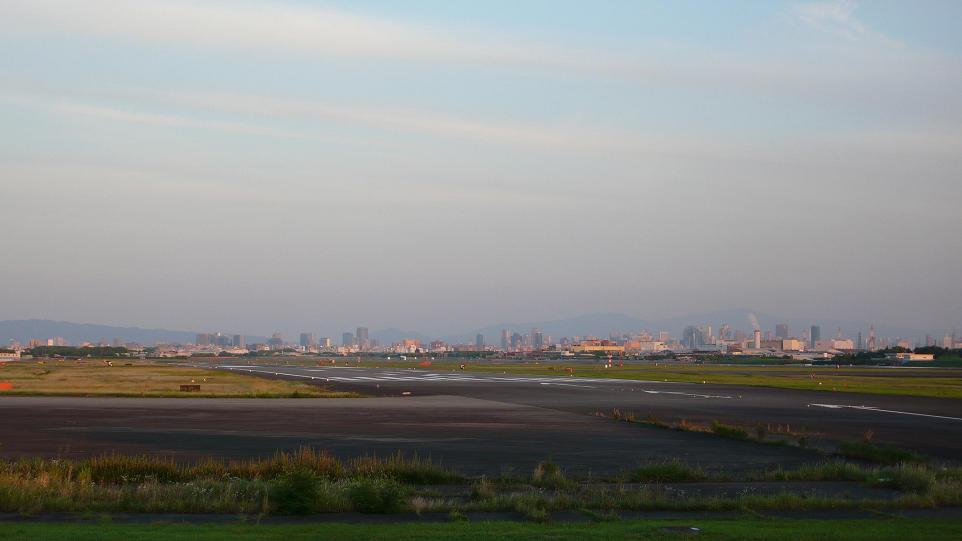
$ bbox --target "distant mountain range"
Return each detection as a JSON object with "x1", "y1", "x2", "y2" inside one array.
[
  {"x1": 0, "y1": 310, "x2": 941, "y2": 348},
  {"x1": 0, "y1": 320, "x2": 266, "y2": 346}
]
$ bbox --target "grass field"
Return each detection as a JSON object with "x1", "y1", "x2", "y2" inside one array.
[
  {"x1": 346, "y1": 359, "x2": 962, "y2": 399},
  {"x1": 1, "y1": 450, "x2": 958, "y2": 516},
  {"x1": 1, "y1": 519, "x2": 960, "y2": 541},
  {"x1": 0, "y1": 361, "x2": 356, "y2": 398}
]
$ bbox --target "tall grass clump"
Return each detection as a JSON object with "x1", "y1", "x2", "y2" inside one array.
[
  {"x1": 270, "y1": 470, "x2": 320, "y2": 515},
  {"x1": 629, "y1": 460, "x2": 706, "y2": 483},
  {"x1": 870, "y1": 464, "x2": 935, "y2": 493},
  {"x1": 346, "y1": 479, "x2": 404, "y2": 513},
  {"x1": 710, "y1": 421, "x2": 749, "y2": 440},
  {"x1": 532, "y1": 461, "x2": 570, "y2": 489},
  {"x1": 764, "y1": 461, "x2": 869, "y2": 482},
  {"x1": 349, "y1": 452, "x2": 462, "y2": 484},
  {"x1": 837, "y1": 441, "x2": 925, "y2": 465}
]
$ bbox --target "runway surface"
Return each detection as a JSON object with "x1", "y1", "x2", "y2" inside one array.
[
  {"x1": 1, "y1": 364, "x2": 959, "y2": 475},
  {"x1": 220, "y1": 364, "x2": 962, "y2": 461}
]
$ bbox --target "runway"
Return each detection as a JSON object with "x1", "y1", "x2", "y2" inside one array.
[
  {"x1": 219, "y1": 364, "x2": 962, "y2": 461},
  {"x1": 1, "y1": 364, "x2": 958, "y2": 475}
]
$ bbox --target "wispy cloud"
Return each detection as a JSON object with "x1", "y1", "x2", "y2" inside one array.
[
  {"x1": 3, "y1": 0, "x2": 596, "y2": 71},
  {"x1": 794, "y1": 1, "x2": 867, "y2": 40}
]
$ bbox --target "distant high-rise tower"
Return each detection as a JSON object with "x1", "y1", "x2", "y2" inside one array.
[
  {"x1": 532, "y1": 328, "x2": 544, "y2": 350},
  {"x1": 268, "y1": 333, "x2": 284, "y2": 350},
  {"x1": 196, "y1": 333, "x2": 212, "y2": 347},
  {"x1": 342, "y1": 332, "x2": 354, "y2": 347},
  {"x1": 500, "y1": 329, "x2": 509, "y2": 350},
  {"x1": 356, "y1": 327, "x2": 369, "y2": 350},
  {"x1": 775, "y1": 324, "x2": 789, "y2": 340},
  {"x1": 867, "y1": 326, "x2": 877, "y2": 351},
  {"x1": 233, "y1": 334, "x2": 244, "y2": 348},
  {"x1": 300, "y1": 333, "x2": 316, "y2": 348},
  {"x1": 810, "y1": 326, "x2": 820, "y2": 348},
  {"x1": 476, "y1": 333, "x2": 485, "y2": 350}
]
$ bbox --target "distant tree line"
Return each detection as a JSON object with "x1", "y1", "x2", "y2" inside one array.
[{"x1": 26, "y1": 346, "x2": 132, "y2": 358}]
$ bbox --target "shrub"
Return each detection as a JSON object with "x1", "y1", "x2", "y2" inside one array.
[
  {"x1": 270, "y1": 470, "x2": 318, "y2": 515},
  {"x1": 347, "y1": 479, "x2": 404, "y2": 513}
]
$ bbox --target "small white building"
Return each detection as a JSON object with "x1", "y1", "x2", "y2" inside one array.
[{"x1": 884, "y1": 352, "x2": 935, "y2": 362}]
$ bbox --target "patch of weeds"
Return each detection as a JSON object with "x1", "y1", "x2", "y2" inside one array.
[
  {"x1": 270, "y1": 470, "x2": 318, "y2": 515},
  {"x1": 766, "y1": 461, "x2": 870, "y2": 482},
  {"x1": 347, "y1": 479, "x2": 404, "y2": 514},
  {"x1": 837, "y1": 442, "x2": 925, "y2": 465},
  {"x1": 471, "y1": 477, "x2": 495, "y2": 500},
  {"x1": 447, "y1": 508, "x2": 468, "y2": 522},
  {"x1": 710, "y1": 421, "x2": 749, "y2": 440},
  {"x1": 579, "y1": 508, "x2": 619, "y2": 522},
  {"x1": 532, "y1": 461, "x2": 570, "y2": 489},
  {"x1": 643, "y1": 414, "x2": 670, "y2": 429},
  {"x1": 630, "y1": 460, "x2": 706, "y2": 483},
  {"x1": 871, "y1": 464, "x2": 935, "y2": 493}
]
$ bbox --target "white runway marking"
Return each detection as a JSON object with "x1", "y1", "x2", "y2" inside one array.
[
  {"x1": 218, "y1": 366, "x2": 736, "y2": 400},
  {"x1": 642, "y1": 390, "x2": 733, "y2": 399},
  {"x1": 539, "y1": 382, "x2": 598, "y2": 389},
  {"x1": 809, "y1": 404, "x2": 962, "y2": 422}
]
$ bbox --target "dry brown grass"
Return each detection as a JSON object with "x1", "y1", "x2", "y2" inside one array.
[{"x1": 0, "y1": 360, "x2": 357, "y2": 398}]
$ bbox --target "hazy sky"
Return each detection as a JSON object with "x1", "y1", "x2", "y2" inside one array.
[{"x1": 2, "y1": 0, "x2": 961, "y2": 336}]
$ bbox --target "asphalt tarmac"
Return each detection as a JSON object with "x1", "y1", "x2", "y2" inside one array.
[
  {"x1": 1, "y1": 364, "x2": 959, "y2": 475},
  {"x1": 221, "y1": 364, "x2": 962, "y2": 461}
]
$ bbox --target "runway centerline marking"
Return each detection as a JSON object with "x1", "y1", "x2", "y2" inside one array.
[
  {"x1": 809, "y1": 404, "x2": 962, "y2": 422},
  {"x1": 642, "y1": 390, "x2": 733, "y2": 399},
  {"x1": 539, "y1": 382, "x2": 597, "y2": 389}
]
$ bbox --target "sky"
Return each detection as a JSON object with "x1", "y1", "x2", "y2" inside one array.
[{"x1": 2, "y1": 0, "x2": 961, "y2": 337}]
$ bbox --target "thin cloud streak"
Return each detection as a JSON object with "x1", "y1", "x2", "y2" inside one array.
[{"x1": 2, "y1": 0, "x2": 597, "y2": 70}]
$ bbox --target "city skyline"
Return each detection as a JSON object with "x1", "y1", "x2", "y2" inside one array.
[
  {"x1": 3, "y1": 1, "x2": 961, "y2": 334},
  {"x1": 3, "y1": 306, "x2": 958, "y2": 352}
]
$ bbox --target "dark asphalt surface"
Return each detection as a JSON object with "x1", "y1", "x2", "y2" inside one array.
[
  {"x1": 221, "y1": 364, "x2": 962, "y2": 461},
  {"x1": 1, "y1": 364, "x2": 959, "y2": 475}
]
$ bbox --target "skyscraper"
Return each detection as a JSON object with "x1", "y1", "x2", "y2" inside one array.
[
  {"x1": 356, "y1": 327, "x2": 369, "y2": 350},
  {"x1": 342, "y1": 332, "x2": 354, "y2": 347},
  {"x1": 532, "y1": 328, "x2": 544, "y2": 350},
  {"x1": 476, "y1": 333, "x2": 485, "y2": 350},
  {"x1": 810, "y1": 326, "x2": 820, "y2": 348},
  {"x1": 232, "y1": 334, "x2": 244, "y2": 348},
  {"x1": 510, "y1": 333, "x2": 522, "y2": 351},
  {"x1": 268, "y1": 333, "x2": 284, "y2": 350},
  {"x1": 299, "y1": 333, "x2": 316, "y2": 348},
  {"x1": 775, "y1": 324, "x2": 789, "y2": 340},
  {"x1": 500, "y1": 329, "x2": 509, "y2": 350}
]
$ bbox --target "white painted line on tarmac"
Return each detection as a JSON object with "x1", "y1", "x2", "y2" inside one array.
[
  {"x1": 641, "y1": 390, "x2": 734, "y2": 399},
  {"x1": 539, "y1": 382, "x2": 598, "y2": 389},
  {"x1": 809, "y1": 404, "x2": 962, "y2": 422}
]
